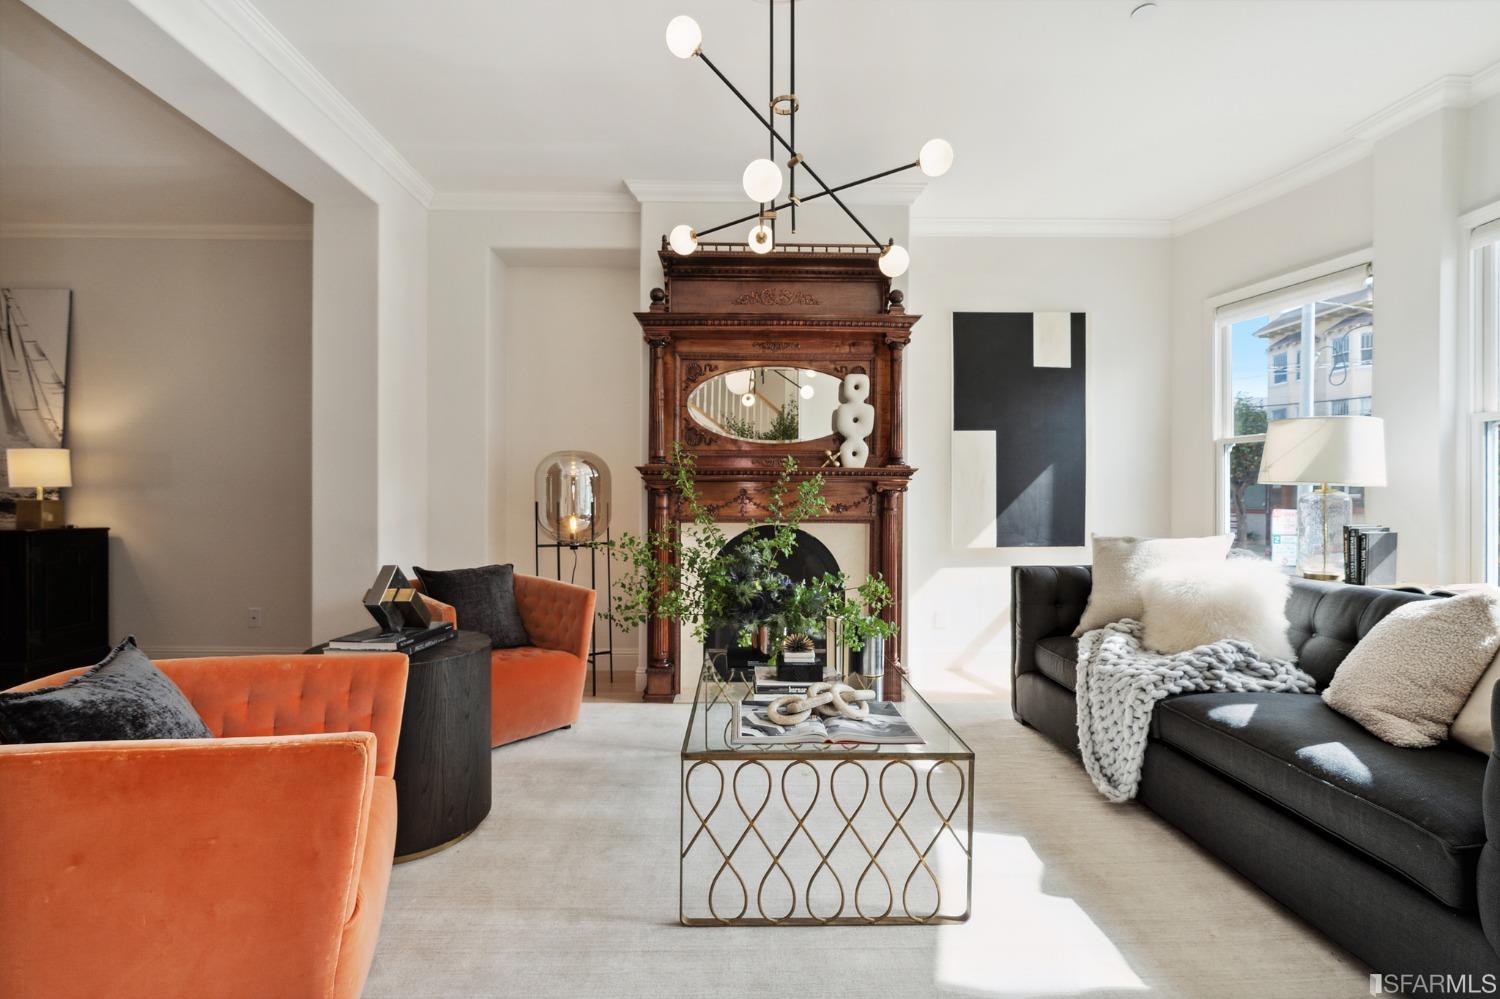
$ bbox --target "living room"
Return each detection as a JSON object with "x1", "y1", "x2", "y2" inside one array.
[{"x1": 2, "y1": 1, "x2": 1500, "y2": 996}]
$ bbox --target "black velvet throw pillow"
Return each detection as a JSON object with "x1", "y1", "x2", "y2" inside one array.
[
  {"x1": 413, "y1": 563, "x2": 531, "y2": 649},
  {"x1": 0, "y1": 637, "x2": 212, "y2": 745}
]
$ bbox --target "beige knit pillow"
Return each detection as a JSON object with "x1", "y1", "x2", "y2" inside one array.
[
  {"x1": 1073, "y1": 534, "x2": 1233, "y2": 636},
  {"x1": 1323, "y1": 588, "x2": 1500, "y2": 748}
]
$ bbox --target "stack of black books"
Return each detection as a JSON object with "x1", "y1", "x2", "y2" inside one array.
[
  {"x1": 327, "y1": 621, "x2": 455, "y2": 655},
  {"x1": 1343, "y1": 526, "x2": 1398, "y2": 585}
]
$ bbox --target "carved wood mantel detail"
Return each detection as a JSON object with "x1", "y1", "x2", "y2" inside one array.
[{"x1": 635, "y1": 246, "x2": 918, "y2": 703}]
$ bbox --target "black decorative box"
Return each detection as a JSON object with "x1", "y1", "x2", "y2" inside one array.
[
  {"x1": 775, "y1": 658, "x2": 827, "y2": 683},
  {"x1": 710, "y1": 647, "x2": 765, "y2": 680}
]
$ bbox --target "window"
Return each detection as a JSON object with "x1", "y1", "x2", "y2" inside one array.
[
  {"x1": 1214, "y1": 262, "x2": 1374, "y2": 563},
  {"x1": 1473, "y1": 216, "x2": 1500, "y2": 581},
  {"x1": 1331, "y1": 334, "x2": 1349, "y2": 367}
]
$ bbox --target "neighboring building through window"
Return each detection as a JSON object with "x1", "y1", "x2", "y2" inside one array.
[{"x1": 1214, "y1": 265, "x2": 1373, "y2": 563}]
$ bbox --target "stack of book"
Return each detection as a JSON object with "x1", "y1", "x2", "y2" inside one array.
[
  {"x1": 326, "y1": 621, "x2": 455, "y2": 655},
  {"x1": 1343, "y1": 526, "x2": 1398, "y2": 585}
]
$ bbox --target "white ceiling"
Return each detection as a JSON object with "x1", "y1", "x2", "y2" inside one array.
[
  {"x1": 0, "y1": 0, "x2": 309, "y2": 226},
  {"x1": 248, "y1": 0, "x2": 1500, "y2": 222}
]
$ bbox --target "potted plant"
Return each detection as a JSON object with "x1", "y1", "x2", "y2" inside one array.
[{"x1": 607, "y1": 443, "x2": 896, "y2": 680}]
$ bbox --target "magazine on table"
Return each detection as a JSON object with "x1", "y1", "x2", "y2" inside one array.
[{"x1": 733, "y1": 695, "x2": 924, "y2": 746}]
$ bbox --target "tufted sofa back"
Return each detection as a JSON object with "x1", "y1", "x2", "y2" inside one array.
[
  {"x1": 1283, "y1": 578, "x2": 1436, "y2": 688},
  {"x1": 1011, "y1": 565, "x2": 1439, "y2": 691}
]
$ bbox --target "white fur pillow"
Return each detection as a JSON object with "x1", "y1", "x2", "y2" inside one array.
[
  {"x1": 1324, "y1": 588, "x2": 1500, "y2": 749},
  {"x1": 1073, "y1": 534, "x2": 1232, "y2": 636},
  {"x1": 1138, "y1": 558, "x2": 1294, "y2": 661}
]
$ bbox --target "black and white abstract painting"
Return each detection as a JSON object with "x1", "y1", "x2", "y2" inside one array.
[
  {"x1": 952, "y1": 311, "x2": 1085, "y2": 548},
  {"x1": 1, "y1": 288, "x2": 72, "y2": 528}
]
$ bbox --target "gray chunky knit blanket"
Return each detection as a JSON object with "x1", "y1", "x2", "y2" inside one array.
[{"x1": 1075, "y1": 619, "x2": 1316, "y2": 802}]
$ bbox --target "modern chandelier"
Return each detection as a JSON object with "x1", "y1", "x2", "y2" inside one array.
[{"x1": 662, "y1": 1, "x2": 953, "y2": 277}]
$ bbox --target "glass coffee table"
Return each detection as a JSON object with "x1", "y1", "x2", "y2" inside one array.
[{"x1": 680, "y1": 672, "x2": 974, "y2": 926}]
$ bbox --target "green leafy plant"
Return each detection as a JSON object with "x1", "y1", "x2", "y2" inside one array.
[{"x1": 606, "y1": 441, "x2": 896, "y2": 659}]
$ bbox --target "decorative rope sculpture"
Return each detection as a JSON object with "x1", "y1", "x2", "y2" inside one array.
[{"x1": 765, "y1": 681, "x2": 877, "y2": 724}]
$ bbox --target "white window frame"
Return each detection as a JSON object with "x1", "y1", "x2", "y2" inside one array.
[
  {"x1": 1208, "y1": 250, "x2": 1373, "y2": 538},
  {"x1": 1272, "y1": 352, "x2": 1288, "y2": 385},
  {"x1": 1465, "y1": 205, "x2": 1500, "y2": 582}
]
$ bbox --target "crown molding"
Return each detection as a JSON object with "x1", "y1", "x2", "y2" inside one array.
[
  {"x1": 1168, "y1": 137, "x2": 1371, "y2": 237},
  {"x1": 1347, "y1": 74, "x2": 1475, "y2": 143},
  {"x1": 203, "y1": 0, "x2": 435, "y2": 207},
  {"x1": 624, "y1": 178, "x2": 928, "y2": 207},
  {"x1": 910, "y1": 217, "x2": 1172, "y2": 239},
  {"x1": 1172, "y1": 57, "x2": 1500, "y2": 237},
  {"x1": 429, "y1": 190, "x2": 639, "y2": 213},
  {"x1": 0, "y1": 222, "x2": 313, "y2": 241}
]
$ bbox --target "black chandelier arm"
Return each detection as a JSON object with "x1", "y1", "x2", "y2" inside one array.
[
  {"x1": 789, "y1": 0, "x2": 796, "y2": 232},
  {"x1": 696, "y1": 50, "x2": 884, "y2": 248},
  {"x1": 691, "y1": 160, "x2": 921, "y2": 240}
]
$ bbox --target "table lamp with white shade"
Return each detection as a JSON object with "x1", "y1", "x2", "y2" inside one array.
[
  {"x1": 6, "y1": 448, "x2": 72, "y2": 530},
  {"x1": 1257, "y1": 416, "x2": 1386, "y2": 580}
]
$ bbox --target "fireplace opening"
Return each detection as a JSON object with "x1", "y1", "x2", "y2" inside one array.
[{"x1": 708, "y1": 526, "x2": 839, "y2": 652}]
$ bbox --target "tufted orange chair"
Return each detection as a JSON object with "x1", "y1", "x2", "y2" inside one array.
[
  {"x1": 0, "y1": 652, "x2": 408, "y2": 999},
  {"x1": 415, "y1": 572, "x2": 595, "y2": 748}
]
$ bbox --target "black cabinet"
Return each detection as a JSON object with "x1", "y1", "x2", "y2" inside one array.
[{"x1": 0, "y1": 527, "x2": 109, "y2": 688}]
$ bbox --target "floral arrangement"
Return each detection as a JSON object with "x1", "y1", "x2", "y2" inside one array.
[{"x1": 608, "y1": 442, "x2": 896, "y2": 661}]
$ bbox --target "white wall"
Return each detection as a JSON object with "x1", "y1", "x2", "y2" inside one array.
[
  {"x1": 906, "y1": 236, "x2": 1173, "y2": 693},
  {"x1": 1169, "y1": 93, "x2": 1500, "y2": 586},
  {"x1": 22, "y1": 0, "x2": 433, "y2": 640},
  {"x1": 490, "y1": 260, "x2": 642, "y2": 666},
  {"x1": 425, "y1": 208, "x2": 639, "y2": 567},
  {"x1": 1167, "y1": 160, "x2": 1374, "y2": 538},
  {"x1": 1465, "y1": 91, "x2": 1500, "y2": 213},
  {"x1": 0, "y1": 235, "x2": 312, "y2": 654}
]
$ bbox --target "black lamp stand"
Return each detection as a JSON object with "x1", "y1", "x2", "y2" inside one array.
[{"x1": 534, "y1": 501, "x2": 614, "y2": 696}]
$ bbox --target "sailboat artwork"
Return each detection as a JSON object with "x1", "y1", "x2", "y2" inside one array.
[{"x1": 1, "y1": 288, "x2": 72, "y2": 528}]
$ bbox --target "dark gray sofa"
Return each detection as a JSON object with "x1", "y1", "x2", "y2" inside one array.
[{"x1": 1012, "y1": 565, "x2": 1500, "y2": 988}]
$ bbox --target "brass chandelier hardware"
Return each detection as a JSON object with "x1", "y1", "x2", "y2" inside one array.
[{"x1": 663, "y1": 1, "x2": 954, "y2": 275}]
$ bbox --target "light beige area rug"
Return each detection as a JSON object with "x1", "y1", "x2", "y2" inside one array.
[{"x1": 366, "y1": 700, "x2": 1369, "y2": 999}]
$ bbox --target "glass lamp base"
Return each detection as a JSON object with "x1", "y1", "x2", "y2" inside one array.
[{"x1": 1297, "y1": 487, "x2": 1353, "y2": 581}]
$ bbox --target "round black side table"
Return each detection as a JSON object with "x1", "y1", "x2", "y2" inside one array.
[{"x1": 309, "y1": 630, "x2": 493, "y2": 862}]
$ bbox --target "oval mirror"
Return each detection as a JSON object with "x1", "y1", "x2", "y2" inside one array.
[{"x1": 687, "y1": 366, "x2": 842, "y2": 443}]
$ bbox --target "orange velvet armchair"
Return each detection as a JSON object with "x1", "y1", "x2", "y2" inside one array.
[
  {"x1": 0, "y1": 652, "x2": 408, "y2": 999},
  {"x1": 417, "y1": 572, "x2": 595, "y2": 747}
]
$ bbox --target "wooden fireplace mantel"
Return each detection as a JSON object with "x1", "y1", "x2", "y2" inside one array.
[{"x1": 635, "y1": 242, "x2": 918, "y2": 702}]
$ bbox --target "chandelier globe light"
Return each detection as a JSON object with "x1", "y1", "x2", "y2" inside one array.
[
  {"x1": 662, "y1": 1, "x2": 951, "y2": 271},
  {"x1": 918, "y1": 138, "x2": 955, "y2": 178},
  {"x1": 878, "y1": 243, "x2": 910, "y2": 278},
  {"x1": 742, "y1": 158, "x2": 783, "y2": 203},
  {"x1": 668, "y1": 224, "x2": 698, "y2": 255},
  {"x1": 747, "y1": 221, "x2": 775, "y2": 254},
  {"x1": 664, "y1": 15, "x2": 702, "y2": 59}
]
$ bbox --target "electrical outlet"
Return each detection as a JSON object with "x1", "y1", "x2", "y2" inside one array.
[{"x1": 248, "y1": 607, "x2": 263, "y2": 629}]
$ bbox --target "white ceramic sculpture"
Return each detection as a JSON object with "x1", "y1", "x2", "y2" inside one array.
[
  {"x1": 764, "y1": 682, "x2": 877, "y2": 724},
  {"x1": 832, "y1": 373, "x2": 874, "y2": 468}
]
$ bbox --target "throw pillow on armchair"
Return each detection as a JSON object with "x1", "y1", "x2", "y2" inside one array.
[{"x1": 412, "y1": 563, "x2": 532, "y2": 649}]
